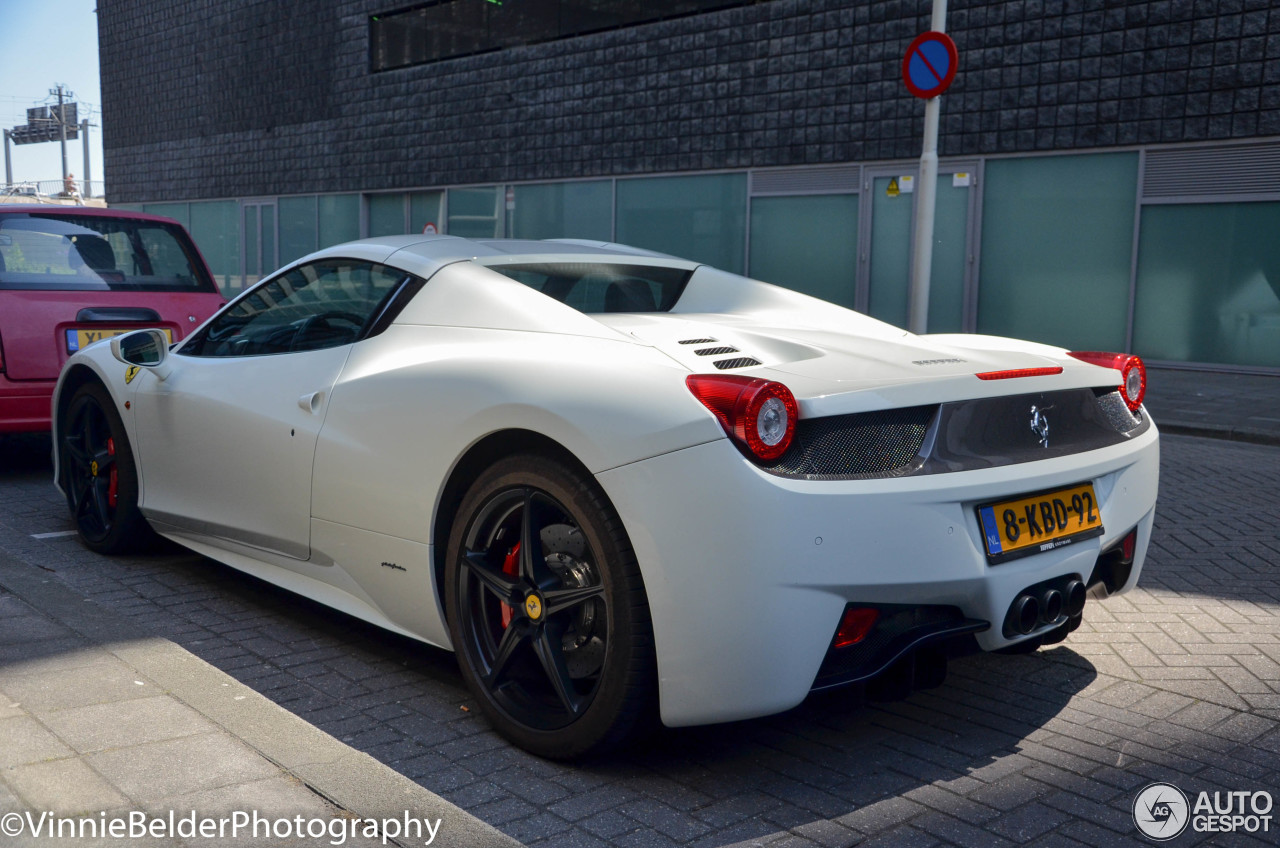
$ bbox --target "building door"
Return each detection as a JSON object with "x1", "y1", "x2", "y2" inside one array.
[
  {"x1": 858, "y1": 165, "x2": 979, "y2": 333},
  {"x1": 241, "y1": 200, "x2": 277, "y2": 294}
]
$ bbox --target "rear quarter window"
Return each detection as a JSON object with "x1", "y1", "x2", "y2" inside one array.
[{"x1": 485, "y1": 262, "x2": 692, "y2": 313}]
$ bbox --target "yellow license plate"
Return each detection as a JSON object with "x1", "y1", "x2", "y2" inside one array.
[
  {"x1": 67, "y1": 327, "x2": 173, "y2": 353},
  {"x1": 977, "y1": 482, "x2": 1104, "y2": 563}
]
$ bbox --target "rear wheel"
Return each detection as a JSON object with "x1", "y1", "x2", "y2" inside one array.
[
  {"x1": 445, "y1": 454, "x2": 655, "y2": 759},
  {"x1": 60, "y1": 382, "x2": 153, "y2": 554}
]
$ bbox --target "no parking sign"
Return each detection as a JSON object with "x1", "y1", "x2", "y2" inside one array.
[{"x1": 902, "y1": 31, "x2": 958, "y2": 99}]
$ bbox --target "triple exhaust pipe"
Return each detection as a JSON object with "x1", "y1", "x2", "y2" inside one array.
[{"x1": 1008, "y1": 578, "x2": 1087, "y2": 636}]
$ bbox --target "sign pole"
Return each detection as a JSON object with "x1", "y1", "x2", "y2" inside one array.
[
  {"x1": 82, "y1": 119, "x2": 91, "y2": 197},
  {"x1": 907, "y1": 0, "x2": 949, "y2": 336},
  {"x1": 55, "y1": 85, "x2": 69, "y2": 183}
]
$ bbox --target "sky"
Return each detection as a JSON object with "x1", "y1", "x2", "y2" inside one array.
[{"x1": 0, "y1": 0, "x2": 104, "y2": 188}]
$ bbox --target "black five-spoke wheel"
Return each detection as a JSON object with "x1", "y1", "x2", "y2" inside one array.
[
  {"x1": 446, "y1": 454, "x2": 654, "y2": 758},
  {"x1": 61, "y1": 382, "x2": 152, "y2": 554}
]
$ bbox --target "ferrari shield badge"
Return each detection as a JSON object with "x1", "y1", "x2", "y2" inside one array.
[
  {"x1": 524, "y1": 594, "x2": 543, "y2": 621},
  {"x1": 125, "y1": 365, "x2": 140, "y2": 384}
]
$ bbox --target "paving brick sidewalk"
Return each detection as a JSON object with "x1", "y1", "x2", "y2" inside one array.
[
  {"x1": 1145, "y1": 366, "x2": 1280, "y2": 445},
  {"x1": 0, "y1": 547, "x2": 520, "y2": 848}
]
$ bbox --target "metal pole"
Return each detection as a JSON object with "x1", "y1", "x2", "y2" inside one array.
[
  {"x1": 906, "y1": 0, "x2": 948, "y2": 335},
  {"x1": 56, "y1": 85, "x2": 69, "y2": 184},
  {"x1": 81, "y1": 119, "x2": 91, "y2": 197},
  {"x1": 3, "y1": 130, "x2": 11, "y2": 186}
]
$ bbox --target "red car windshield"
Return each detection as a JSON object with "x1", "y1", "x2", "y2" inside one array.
[{"x1": 0, "y1": 212, "x2": 218, "y2": 293}]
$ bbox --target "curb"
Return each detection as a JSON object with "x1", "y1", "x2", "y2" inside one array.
[
  {"x1": 0, "y1": 547, "x2": 522, "y2": 848},
  {"x1": 1156, "y1": 422, "x2": 1280, "y2": 447}
]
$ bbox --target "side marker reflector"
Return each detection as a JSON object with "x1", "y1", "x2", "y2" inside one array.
[{"x1": 833, "y1": 607, "x2": 880, "y2": 648}]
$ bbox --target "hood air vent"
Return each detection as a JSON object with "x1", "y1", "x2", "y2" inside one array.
[
  {"x1": 695, "y1": 346, "x2": 739, "y2": 356},
  {"x1": 678, "y1": 338, "x2": 717, "y2": 345},
  {"x1": 714, "y1": 357, "x2": 762, "y2": 370}
]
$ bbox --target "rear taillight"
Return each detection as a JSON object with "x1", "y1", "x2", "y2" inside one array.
[
  {"x1": 686, "y1": 374, "x2": 799, "y2": 462},
  {"x1": 1068, "y1": 351, "x2": 1147, "y2": 412}
]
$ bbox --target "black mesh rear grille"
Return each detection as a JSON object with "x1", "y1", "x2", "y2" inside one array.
[
  {"x1": 1095, "y1": 389, "x2": 1143, "y2": 433},
  {"x1": 761, "y1": 405, "x2": 937, "y2": 479},
  {"x1": 714, "y1": 357, "x2": 762, "y2": 370}
]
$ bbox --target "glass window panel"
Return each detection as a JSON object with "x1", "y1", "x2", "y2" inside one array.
[
  {"x1": 977, "y1": 153, "x2": 1137, "y2": 350},
  {"x1": 868, "y1": 176, "x2": 913, "y2": 327},
  {"x1": 188, "y1": 200, "x2": 240, "y2": 296},
  {"x1": 260, "y1": 205, "x2": 276, "y2": 272},
  {"x1": 0, "y1": 214, "x2": 215, "y2": 294},
  {"x1": 484, "y1": 262, "x2": 691, "y2": 313},
  {"x1": 511, "y1": 181, "x2": 612, "y2": 242},
  {"x1": 278, "y1": 196, "x2": 318, "y2": 265},
  {"x1": 410, "y1": 191, "x2": 444, "y2": 233},
  {"x1": 448, "y1": 187, "x2": 502, "y2": 238},
  {"x1": 927, "y1": 176, "x2": 970, "y2": 334},
  {"x1": 244, "y1": 205, "x2": 259, "y2": 288},
  {"x1": 187, "y1": 260, "x2": 407, "y2": 357},
  {"x1": 487, "y1": 0, "x2": 559, "y2": 47},
  {"x1": 748, "y1": 194, "x2": 858, "y2": 308},
  {"x1": 1133, "y1": 202, "x2": 1280, "y2": 368},
  {"x1": 372, "y1": 0, "x2": 765, "y2": 70},
  {"x1": 318, "y1": 194, "x2": 360, "y2": 249},
  {"x1": 615, "y1": 174, "x2": 747, "y2": 274},
  {"x1": 367, "y1": 193, "x2": 407, "y2": 237},
  {"x1": 142, "y1": 203, "x2": 189, "y2": 230}
]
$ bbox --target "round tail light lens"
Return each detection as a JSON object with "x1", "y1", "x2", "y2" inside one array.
[
  {"x1": 686, "y1": 374, "x2": 799, "y2": 463},
  {"x1": 1067, "y1": 351, "x2": 1147, "y2": 412}
]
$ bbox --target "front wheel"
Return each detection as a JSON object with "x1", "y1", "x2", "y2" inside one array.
[
  {"x1": 445, "y1": 454, "x2": 655, "y2": 759},
  {"x1": 60, "y1": 382, "x2": 154, "y2": 554}
]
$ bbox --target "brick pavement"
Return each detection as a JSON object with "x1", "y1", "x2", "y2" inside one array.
[{"x1": 0, "y1": 431, "x2": 1278, "y2": 846}]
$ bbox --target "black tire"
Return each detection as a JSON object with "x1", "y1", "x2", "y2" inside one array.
[
  {"x1": 445, "y1": 453, "x2": 655, "y2": 759},
  {"x1": 60, "y1": 382, "x2": 154, "y2": 554}
]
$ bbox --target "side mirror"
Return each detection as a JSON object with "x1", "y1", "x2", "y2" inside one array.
[{"x1": 110, "y1": 328, "x2": 174, "y2": 381}]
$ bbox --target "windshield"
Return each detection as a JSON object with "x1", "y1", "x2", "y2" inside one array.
[
  {"x1": 0, "y1": 213, "x2": 217, "y2": 293},
  {"x1": 485, "y1": 262, "x2": 692, "y2": 313}
]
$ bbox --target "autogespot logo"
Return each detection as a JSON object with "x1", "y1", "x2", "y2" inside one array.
[{"x1": 1133, "y1": 782, "x2": 1190, "y2": 841}]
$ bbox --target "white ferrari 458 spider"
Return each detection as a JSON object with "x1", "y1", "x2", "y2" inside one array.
[{"x1": 52, "y1": 236, "x2": 1159, "y2": 758}]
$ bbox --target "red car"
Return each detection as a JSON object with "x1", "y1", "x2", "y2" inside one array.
[{"x1": 0, "y1": 206, "x2": 225, "y2": 433}]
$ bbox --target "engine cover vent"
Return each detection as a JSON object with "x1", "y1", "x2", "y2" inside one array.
[
  {"x1": 695, "y1": 346, "x2": 739, "y2": 356},
  {"x1": 713, "y1": 357, "x2": 762, "y2": 370}
]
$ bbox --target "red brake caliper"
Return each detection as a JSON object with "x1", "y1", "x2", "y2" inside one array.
[
  {"x1": 500, "y1": 541, "x2": 520, "y2": 628},
  {"x1": 106, "y1": 437, "x2": 118, "y2": 509}
]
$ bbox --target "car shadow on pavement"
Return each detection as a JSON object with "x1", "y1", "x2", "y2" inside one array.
[{"x1": 30, "y1": 539, "x2": 1110, "y2": 846}]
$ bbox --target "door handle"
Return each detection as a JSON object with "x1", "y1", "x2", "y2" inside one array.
[{"x1": 298, "y1": 391, "x2": 324, "y2": 413}]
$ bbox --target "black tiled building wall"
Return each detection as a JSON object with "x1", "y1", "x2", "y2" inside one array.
[{"x1": 99, "y1": 0, "x2": 1280, "y2": 203}]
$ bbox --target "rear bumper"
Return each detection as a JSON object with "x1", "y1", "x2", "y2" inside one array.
[
  {"x1": 596, "y1": 421, "x2": 1159, "y2": 727},
  {"x1": 0, "y1": 376, "x2": 54, "y2": 432}
]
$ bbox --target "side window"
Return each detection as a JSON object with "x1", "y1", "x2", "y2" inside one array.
[{"x1": 183, "y1": 260, "x2": 407, "y2": 357}]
